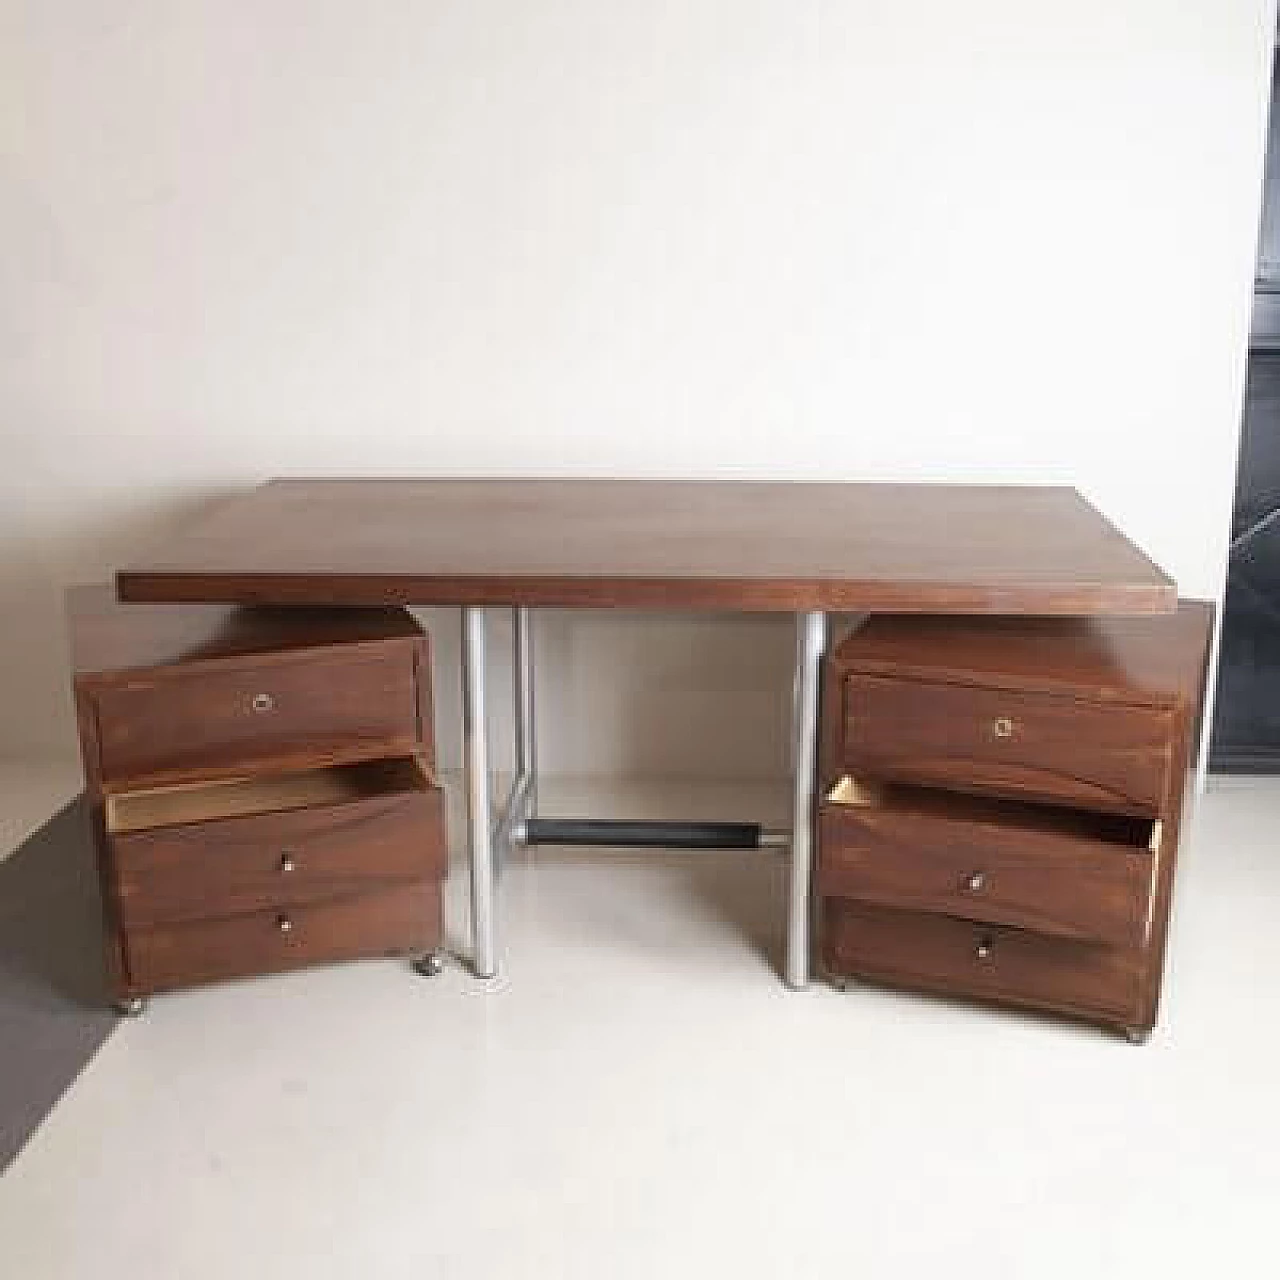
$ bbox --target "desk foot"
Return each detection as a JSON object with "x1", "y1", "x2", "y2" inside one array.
[{"x1": 412, "y1": 951, "x2": 447, "y2": 978}]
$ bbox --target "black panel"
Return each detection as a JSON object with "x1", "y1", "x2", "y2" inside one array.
[
  {"x1": 1229, "y1": 354, "x2": 1280, "y2": 545},
  {"x1": 1208, "y1": 40, "x2": 1280, "y2": 773},
  {"x1": 1212, "y1": 367, "x2": 1280, "y2": 770},
  {"x1": 1210, "y1": 42, "x2": 1280, "y2": 770},
  {"x1": 1256, "y1": 55, "x2": 1280, "y2": 288}
]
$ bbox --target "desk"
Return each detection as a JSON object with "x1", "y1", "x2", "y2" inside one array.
[{"x1": 117, "y1": 478, "x2": 1176, "y2": 986}]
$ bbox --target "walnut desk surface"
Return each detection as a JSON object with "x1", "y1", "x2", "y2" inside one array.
[
  {"x1": 115, "y1": 478, "x2": 1174, "y2": 615},
  {"x1": 113, "y1": 477, "x2": 1177, "y2": 987}
]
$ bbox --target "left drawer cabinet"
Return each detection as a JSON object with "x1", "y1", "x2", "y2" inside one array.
[{"x1": 67, "y1": 586, "x2": 448, "y2": 1013}]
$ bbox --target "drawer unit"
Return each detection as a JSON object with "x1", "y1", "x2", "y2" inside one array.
[
  {"x1": 91, "y1": 642, "x2": 422, "y2": 788},
  {"x1": 817, "y1": 779, "x2": 1158, "y2": 949},
  {"x1": 822, "y1": 900, "x2": 1143, "y2": 1027},
  {"x1": 125, "y1": 881, "x2": 443, "y2": 994},
  {"x1": 108, "y1": 759, "x2": 446, "y2": 929},
  {"x1": 820, "y1": 604, "x2": 1214, "y2": 1040},
  {"x1": 67, "y1": 586, "x2": 447, "y2": 1010},
  {"x1": 842, "y1": 673, "x2": 1172, "y2": 816}
]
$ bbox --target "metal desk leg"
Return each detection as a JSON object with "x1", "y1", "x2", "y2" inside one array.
[
  {"x1": 463, "y1": 606, "x2": 496, "y2": 978},
  {"x1": 786, "y1": 611, "x2": 827, "y2": 989},
  {"x1": 514, "y1": 606, "x2": 537, "y2": 819}
]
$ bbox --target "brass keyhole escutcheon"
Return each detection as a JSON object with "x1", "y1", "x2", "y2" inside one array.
[{"x1": 992, "y1": 716, "x2": 1014, "y2": 739}]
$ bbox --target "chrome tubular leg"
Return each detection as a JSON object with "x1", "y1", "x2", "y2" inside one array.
[
  {"x1": 463, "y1": 607, "x2": 496, "y2": 978},
  {"x1": 786, "y1": 611, "x2": 827, "y2": 989},
  {"x1": 514, "y1": 606, "x2": 537, "y2": 818}
]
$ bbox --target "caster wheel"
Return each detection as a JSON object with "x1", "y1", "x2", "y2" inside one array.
[
  {"x1": 1123, "y1": 1026, "x2": 1151, "y2": 1046},
  {"x1": 412, "y1": 951, "x2": 446, "y2": 978},
  {"x1": 113, "y1": 996, "x2": 147, "y2": 1017}
]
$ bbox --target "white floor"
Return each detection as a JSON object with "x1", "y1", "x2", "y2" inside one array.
[{"x1": 1, "y1": 765, "x2": 1279, "y2": 1279}]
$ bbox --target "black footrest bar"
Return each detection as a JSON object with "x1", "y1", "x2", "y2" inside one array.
[{"x1": 523, "y1": 819, "x2": 764, "y2": 850}]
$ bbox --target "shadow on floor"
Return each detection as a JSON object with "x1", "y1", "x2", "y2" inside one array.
[
  {"x1": 0, "y1": 796, "x2": 117, "y2": 1171},
  {"x1": 678, "y1": 851, "x2": 788, "y2": 972}
]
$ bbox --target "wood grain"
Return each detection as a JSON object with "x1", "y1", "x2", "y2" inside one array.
[
  {"x1": 817, "y1": 782, "x2": 1155, "y2": 948},
  {"x1": 112, "y1": 777, "x2": 445, "y2": 929},
  {"x1": 114, "y1": 478, "x2": 1176, "y2": 614},
  {"x1": 91, "y1": 642, "x2": 421, "y2": 790},
  {"x1": 831, "y1": 606, "x2": 1214, "y2": 706},
  {"x1": 822, "y1": 899, "x2": 1143, "y2": 1026},
  {"x1": 820, "y1": 600, "x2": 1216, "y2": 1037},
  {"x1": 66, "y1": 585, "x2": 444, "y2": 1004},
  {"x1": 124, "y1": 882, "x2": 443, "y2": 993},
  {"x1": 842, "y1": 673, "x2": 1174, "y2": 816}
]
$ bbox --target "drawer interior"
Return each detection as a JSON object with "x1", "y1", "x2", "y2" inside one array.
[
  {"x1": 106, "y1": 756, "x2": 432, "y2": 834},
  {"x1": 826, "y1": 776, "x2": 1160, "y2": 853}
]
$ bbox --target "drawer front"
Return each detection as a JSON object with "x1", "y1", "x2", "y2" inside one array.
[
  {"x1": 843, "y1": 674, "x2": 1173, "y2": 815},
  {"x1": 93, "y1": 643, "x2": 420, "y2": 785},
  {"x1": 822, "y1": 900, "x2": 1141, "y2": 1024},
  {"x1": 112, "y1": 784, "x2": 446, "y2": 929},
  {"x1": 817, "y1": 803, "x2": 1154, "y2": 948},
  {"x1": 125, "y1": 882, "x2": 443, "y2": 993}
]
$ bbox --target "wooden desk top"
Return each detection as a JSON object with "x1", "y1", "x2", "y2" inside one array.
[{"x1": 116, "y1": 478, "x2": 1175, "y2": 614}]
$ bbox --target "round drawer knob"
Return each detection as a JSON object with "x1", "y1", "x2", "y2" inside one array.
[
  {"x1": 276, "y1": 914, "x2": 294, "y2": 934},
  {"x1": 975, "y1": 936, "x2": 994, "y2": 961},
  {"x1": 966, "y1": 871, "x2": 986, "y2": 893},
  {"x1": 278, "y1": 853, "x2": 296, "y2": 874},
  {"x1": 991, "y1": 716, "x2": 1014, "y2": 739},
  {"x1": 251, "y1": 692, "x2": 275, "y2": 714}
]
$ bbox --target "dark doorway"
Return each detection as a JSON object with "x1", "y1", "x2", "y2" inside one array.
[{"x1": 1211, "y1": 34, "x2": 1280, "y2": 772}]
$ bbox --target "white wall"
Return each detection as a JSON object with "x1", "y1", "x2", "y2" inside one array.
[{"x1": 2, "y1": 1, "x2": 1275, "y2": 775}]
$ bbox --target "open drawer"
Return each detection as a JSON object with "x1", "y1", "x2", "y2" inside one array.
[
  {"x1": 91, "y1": 641, "x2": 423, "y2": 789},
  {"x1": 107, "y1": 756, "x2": 446, "y2": 929},
  {"x1": 817, "y1": 777, "x2": 1160, "y2": 949},
  {"x1": 841, "y1": 673, "x2": 1173, "y2": 817}
]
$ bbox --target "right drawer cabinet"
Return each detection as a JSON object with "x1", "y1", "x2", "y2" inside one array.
[{"x1": 818, "y1": 604, "x2": 1214, "y2": 1041}]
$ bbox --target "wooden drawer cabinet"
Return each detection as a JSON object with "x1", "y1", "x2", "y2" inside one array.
[
  {"x1": 67, "y1": 586, "x2": 447, "y2": 1010},
  {"x1": 819, "y1": 605, "x2": 1214, "y2": 1040}
]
